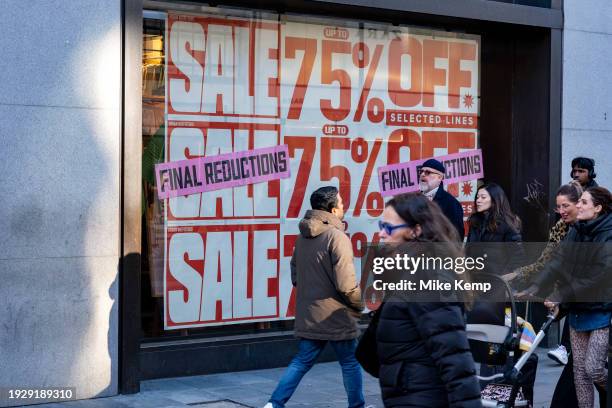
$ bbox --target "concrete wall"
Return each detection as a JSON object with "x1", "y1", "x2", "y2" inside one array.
[
  {"x1": 562, "y1": 0, "x2": 612, "y2": 187},
  {"x1": 0, "y1": 1, "x2": 121, "y2": 406}
]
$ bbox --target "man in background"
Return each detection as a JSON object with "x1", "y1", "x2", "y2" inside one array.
[
  {"x1": 419, "y1": 158, "x2": 466, "y2": 240},
  {"x1": 571, "y1": 156, "x2": 598, "y2": 188}
]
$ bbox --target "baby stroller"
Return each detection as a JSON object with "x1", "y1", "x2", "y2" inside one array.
[{"x1": 466, "y1": 273, "x2": 557, "y2": 408}]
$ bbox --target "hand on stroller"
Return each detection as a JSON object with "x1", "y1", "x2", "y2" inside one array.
[
  {"x1": 501, "y1": 271, "x2": 519, "y2": 282},
  {"x1": 515, "y1": 284, "x2": 541, "y2": 300},
  {"x1": 543, "y1": 300, "x2": 560, "y2": 319}
]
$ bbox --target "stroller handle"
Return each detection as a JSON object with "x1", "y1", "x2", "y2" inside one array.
[
  {"x1": 476, "y1": 313, "x2": 557, "y2": 383},
  {"x1": 507, "y1": 311, "x2": 559, "y2": 382},
  {"x1": 477, "y1": 373, "x2": 505, "y2": 381},
  {"x1": 542, "y1": 309, "x2": 559, "y2": 330}
]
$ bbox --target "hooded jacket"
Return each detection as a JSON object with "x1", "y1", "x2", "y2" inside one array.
[
  {"x1": 291, "y1": 209, "x2": 364, "y2": 340},
  {"x1": 532, "y1": 212, "x2": 612, "y2": 310}
]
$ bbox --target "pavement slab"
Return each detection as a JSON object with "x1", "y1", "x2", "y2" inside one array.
[{"x1": 33, "y1": 350, "x2": 565, "y2": 408}]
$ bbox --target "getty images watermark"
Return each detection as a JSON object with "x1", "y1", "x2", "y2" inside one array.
[
  {"x1": 361, "y1": 241, "x2": 612, "y2": 303},
  {"x1": 370, "y1": 253, "x2": 492, "y2": 293}
]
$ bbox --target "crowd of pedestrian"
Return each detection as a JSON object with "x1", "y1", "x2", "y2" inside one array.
[{"x1": 263, "y1": 156, "x2": 611, "y2": 408}]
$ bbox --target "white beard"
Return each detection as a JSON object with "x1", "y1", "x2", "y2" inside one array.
[{"x1": 419, "y1": 180, "x2": 438, "y2": 193}]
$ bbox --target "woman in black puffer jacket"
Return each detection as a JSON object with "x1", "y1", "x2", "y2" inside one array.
[
  {"x1": 521, "y1": 187, "x2": 612, "y2": 408},
  {"x1": 466, "y1": 182, "x2": 525, "y2": 277},
  {"x1": 375, "y1": 193, "x2": 481, "y2": 407}
]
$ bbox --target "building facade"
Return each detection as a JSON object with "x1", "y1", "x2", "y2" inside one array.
[{"x1": 1, "y1": 0, "x2": 610, "y2": 406}]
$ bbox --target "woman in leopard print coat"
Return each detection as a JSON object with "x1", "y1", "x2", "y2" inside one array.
[{"x1": 503, "y1": 183, "x2": 582, "y2": 286}]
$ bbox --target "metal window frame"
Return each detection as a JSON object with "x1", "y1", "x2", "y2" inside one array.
[{"x1": 120, "y1": 0, "x2": 144, "y2": 394}]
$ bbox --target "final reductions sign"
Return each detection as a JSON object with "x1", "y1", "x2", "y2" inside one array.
[{"x1": 163, "y1": 12, "x2": 480, "y2": 329}]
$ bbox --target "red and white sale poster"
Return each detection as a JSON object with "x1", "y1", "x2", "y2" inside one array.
[{"x1": 163, "y1": 12, "x2": 480, "y2": 329}]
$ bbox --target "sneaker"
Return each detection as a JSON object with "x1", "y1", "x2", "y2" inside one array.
[{"x1": 547, "y1": 345, "x2": 568, "y2": 365}]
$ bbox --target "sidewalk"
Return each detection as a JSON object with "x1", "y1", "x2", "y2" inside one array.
[{"x1": 37, "y1": 350, "x2": 563, "y2": 408}]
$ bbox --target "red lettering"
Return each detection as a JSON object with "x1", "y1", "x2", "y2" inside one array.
[
  {"x1": 387, "y1": 128, "x2": 422, "y2": 164},
  {"x1": 320, "y1": 40, "x2": 352, "y2": 121},
  {"x1": 324, "y1": 27, "x2": 349, "y2": 40},
  {"x1": 448, "y1": 43, "x2": 476, "y2": 109},
  {"x1": 388, "y1": 36, "x2": 422, "y2": 107},
  {"x1": 422, "y1": 39, "x2": 448, "y2": 107},
  {"x1": 285, "y1": 37, "x2": 317, "y2": 120},
  {"x1": 320, "y1": 137, "x2": 351, "y2": 209},
  {"x1": 285, "y1": 136, "x2": 316, "y2": 218}
]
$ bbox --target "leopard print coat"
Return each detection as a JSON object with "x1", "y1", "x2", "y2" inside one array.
[{"x1": 515, "y1": 219, "x2": 569, "y2": 285}]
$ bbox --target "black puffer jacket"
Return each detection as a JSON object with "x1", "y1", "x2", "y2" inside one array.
[
  {"x1": 376, "y1": 301, "x2": 482, "y2": 407},
  {"x1": 466, "y1": 215, "x2": 525, "y2": 276},
  {"x1": 532, "y1": 212, "x2": 612, "y2": 310}
]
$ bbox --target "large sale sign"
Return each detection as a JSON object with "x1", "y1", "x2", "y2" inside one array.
[{"x1": 163, "y1": 12, "x2": 480, "y2": 329}]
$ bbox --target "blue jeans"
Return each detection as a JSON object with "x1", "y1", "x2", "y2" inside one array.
[{"x1": 269, "y1": 338, "x2": 364, "y2": 408}]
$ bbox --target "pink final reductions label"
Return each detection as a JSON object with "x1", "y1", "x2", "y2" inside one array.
[
  {"x1": 155, "y1": 144, "x2": 290, "y2": 199},
  {"x1": 378, "y1": 149, "x2": 484, "y2": 197}
]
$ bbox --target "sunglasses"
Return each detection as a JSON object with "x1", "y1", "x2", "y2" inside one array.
[{"x1": 378, "y1": 220, "x2": 408, "y2": 235}]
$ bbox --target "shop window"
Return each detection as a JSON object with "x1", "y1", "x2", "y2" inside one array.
[{"x1": 141, "y1": 4, "x2": 480, "y2": 342}]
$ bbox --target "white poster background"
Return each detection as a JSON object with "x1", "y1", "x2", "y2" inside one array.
[{"x1": 163, "y1": 12, "x2": 480, "y2": 329}]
